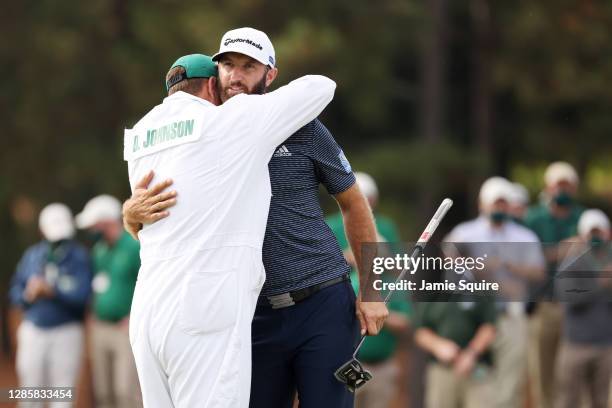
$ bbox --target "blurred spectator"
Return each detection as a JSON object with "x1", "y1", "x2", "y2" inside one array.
[
  {"x1": 76, "y1": 195, "x2": 142, "y2": 408},
  {"x1": 524, "y1": 161, "x2": 584, "y2": 408},
  {"x1": 445, "y1": 177, "x2": 545, "y2": 408},
  {"x1": 326, "y1": 172, "x2": 410, "y2": 408},
  {"x1": 508, "y1": 182, "x2": 530, "y2": 224},
  {"x1": 414, "y1": 297, "x2": 497, "y2": 408},
  {"x1": 9, "y1": 203, "x2": 92, "y2": 408},
  {"x1": 554, "y1": 209, "x2": 612, "y2": 408}
]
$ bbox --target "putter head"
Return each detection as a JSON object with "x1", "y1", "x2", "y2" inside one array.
[{"x1": 334, "y1": 358, "x2": 373, "y2": 393}]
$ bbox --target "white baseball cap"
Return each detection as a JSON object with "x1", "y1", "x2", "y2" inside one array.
[
  {"x1": 578, "y1": 209, "x2": 610, "y2": 237},
  {"x1": 212, "y1": 27, "x2": 276, "y2": 67},
  {"x1": 76, "y1": 195, "x2": 122, "y2": 229},
  {"x1": 355, "y1": 172, "x2": 378, "y2": 200},
  {"x1": 509, "y1": 182, "x2": 529, "y2": 205},
  {"x1": 39, "y1": 203, "x2": 75, "y2": 242},
  {"x1": 544, "y1": 161, "x2": 579, "y2": 186},
  {"x1": 479, "y1": 177, "x2": 514, "y2": 207}
]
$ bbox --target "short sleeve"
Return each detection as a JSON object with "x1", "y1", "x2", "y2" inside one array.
[
  {"x1": 413, "y1": 302, "x2": 433, "y2": 329},
  {"x1": 229, "y1": 75, "x2": 336, "y2": 157},
  {"x1": 477, "y1": 299, "x2": 497, "y2": 325},
  {"x1": 310, "y1": 120, "x2": 356, "y2": 195}
]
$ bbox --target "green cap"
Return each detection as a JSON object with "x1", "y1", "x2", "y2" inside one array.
[{"x1": 166, "y1": 54, "x2": 217, "y2": 92}]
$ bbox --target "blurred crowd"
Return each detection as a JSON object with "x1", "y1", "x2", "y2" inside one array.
[
  {"x1": 9, "y1": 195, "x2": 142, "y2": 408},
  {"x1": 6, "y1": 160, "x2": 611, "y2": 408},
  {"x1": 326, "y1": 162, "x2": 611, "y2": 408}
]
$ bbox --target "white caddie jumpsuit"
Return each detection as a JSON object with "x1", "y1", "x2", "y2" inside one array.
[{"x1": 123, "y1": 75, "x2": 336, "y2": 408}]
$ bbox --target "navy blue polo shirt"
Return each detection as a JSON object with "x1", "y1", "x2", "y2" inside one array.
[{"x1": 261, "y1": 119, "x2": 355, "y2": 296}]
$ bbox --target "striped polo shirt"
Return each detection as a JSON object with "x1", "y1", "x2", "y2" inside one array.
[{"x1": 261, "y1": 119, "x2": 355, "y2": 296}]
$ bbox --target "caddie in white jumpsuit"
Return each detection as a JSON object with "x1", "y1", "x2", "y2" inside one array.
[{"x1": 124, "y1": 53, "x2": 335, "y2": 407}]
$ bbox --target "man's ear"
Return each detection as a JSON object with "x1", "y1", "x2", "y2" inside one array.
[
  {"x1": 208, "y1": 76, "x2": 220, "y2": 105},
  {"x1": 265, "y1": 67, "x2": 278, "y2": 88}
]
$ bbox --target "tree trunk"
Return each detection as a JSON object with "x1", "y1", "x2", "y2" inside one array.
[
  {"x1": 422, "y1": 0, "x2": 448, "y2": 144},
  {"x1": 470, "y1": 0, "x2": 493, "y2": 162}
]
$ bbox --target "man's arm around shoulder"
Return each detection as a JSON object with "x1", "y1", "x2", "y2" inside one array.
[{"x1": 240, "y1": 75, "x2": 336, "y2": 150}]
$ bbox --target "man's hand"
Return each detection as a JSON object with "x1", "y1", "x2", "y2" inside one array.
[
  {"x1": 343, "y1": 249, "x2": 357, "y2": 269},
  {"x1": 432, "y1": 337, "x2": 460, "y2": 365},
  {"x1": 356, "y1": 296, "x2": 389, "y2": 336},
  {"x1": 24, "y1": 276, "x2": 54, "y2": 303},
  {"x1": 453, "y1": 349, "x2": 477, "y2": 377},
  {"x1": 123, "y1": 170, "x2": 177, "y2": 240}
]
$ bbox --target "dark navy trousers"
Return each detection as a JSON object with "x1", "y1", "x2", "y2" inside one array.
[{"x1": 250, "y1": 280, "x2": 360, "y2": 408}]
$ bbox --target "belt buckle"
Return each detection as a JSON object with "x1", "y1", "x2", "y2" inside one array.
[{"x1": 267, "y1": 292, "x2": 295, "y2": 309}]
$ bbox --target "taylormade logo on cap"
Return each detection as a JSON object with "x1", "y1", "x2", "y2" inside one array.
[
  {"x1": 223, "y1": 37, "x2": 263, "y2": 50},
  {"x1": 212, "y1": 27, "x2": 276, "y2": 67}
]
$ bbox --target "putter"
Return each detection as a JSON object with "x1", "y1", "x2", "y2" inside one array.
[{"x1": 334, "y1": 198, "x2": 454, "y2": 393}]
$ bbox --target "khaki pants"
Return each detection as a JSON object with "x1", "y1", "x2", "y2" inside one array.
[
  {"x1": 555, "y1": 342, "x2": 612, "y2": 408},
  {"x1": 16, "y1": 321, "x2": 83, "y2": 408},
  {"x1": 425, "y1": 363, "x2": 493, "y2": 408},
  {"x1": 493, "y1": 312, "x2": 528, "y2": 408},
  {"x1": 528, "y1": 302, "x2": 562, "y2": 408},
  {"x1": 355, "y1": 359, "x2": 399, "y2": 408},
  {"x1": 91, "y1": 319, "x2": 142, "y2": 408}
]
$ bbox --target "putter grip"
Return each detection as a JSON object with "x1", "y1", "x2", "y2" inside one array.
[
  {"x1": 417, "y1": 198, "x2": 453, "y2": 246},
  {"x1": 402, "y1": 198, "x2": 453, "y2": 283}
]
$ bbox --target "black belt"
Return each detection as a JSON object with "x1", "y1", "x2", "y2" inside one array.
[{"x1": 259, "y1": 274, "x2": 350, "y2": 309}]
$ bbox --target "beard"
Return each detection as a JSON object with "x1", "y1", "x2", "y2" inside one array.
[{"x1": 218, "y1": 71, "x2": 268, "y2": 103}]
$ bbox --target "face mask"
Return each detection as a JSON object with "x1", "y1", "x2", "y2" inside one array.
[
  {"x1": 489, "y1": 211, "x2": 508, "y2": 224},
  {"x1": 553, "y1": 191, "x2": 573, "y2": 207},
  {"x1": 87, "y1": 230, "x2": 104, "y2": 244},
  {"x1": 590, "y1": 236, "x2": 605, "y2": 249}
]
